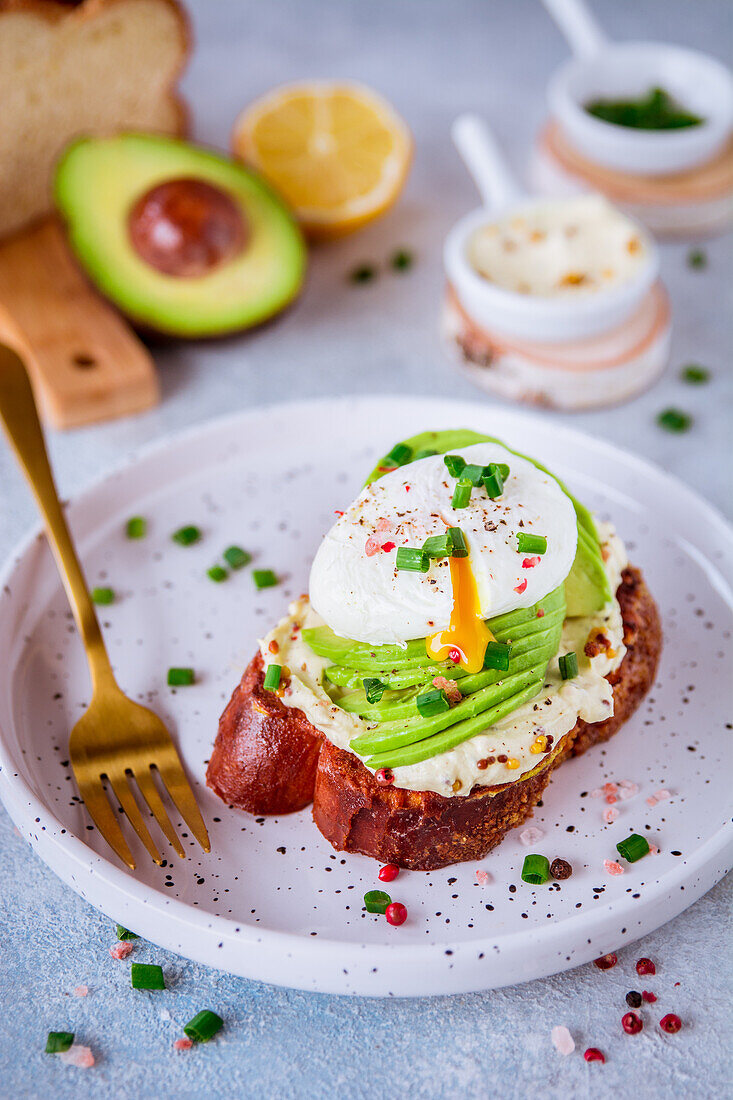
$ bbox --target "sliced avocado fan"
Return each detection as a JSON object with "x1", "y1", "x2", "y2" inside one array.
[{"x1": 302, "y1": 586, "x2": 565, "y2": 770}]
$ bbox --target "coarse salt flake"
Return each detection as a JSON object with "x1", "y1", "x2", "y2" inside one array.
[
  {"x1": 475, "y1": 869, "x2": 491, "y2": 886},
  {"x1": 109, "y1": 941, "x2": 134, "y2": 960},
  {"x1": 73, "y1": 985, "x2": 89, "y2": 997},
  {"x1": 654, "y1": 789, "x2": 671, "y2": 801},
  {"x1": 604, "y1": 859, "x2": 625, "y2": 876},
  {"x1": 649, "y1": 845, "x2": 660, "y2": 855},
  {"x1": 590, "y1": 788, "x2": 604, "y2": 798},
  {"x1": 59, "y1": 1044, "x2": 95, "y2": 1068},
  {"x1": 551, "y1": 1025, "x2": 575, "y2": 1056},
  {"x1": 619, "y1": 783, "x2": 638, "y2": 801},
  {"x1": 646, "y1": 796, "x2": 658, "y2": 807},
  {"x1": 174, "y1": 1038, "x2": 193, "y2": 1052},
  {"x1": 365, "y1": 537, "x2": 380, "y2": 557},
  {"x1": 520, "y1": 826, "x2": 544, "y2": 847},
  {"x1": 603, "y1": 807, "x2": 619, "y2": 824}
]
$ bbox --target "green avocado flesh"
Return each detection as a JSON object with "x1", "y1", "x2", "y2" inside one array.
[
  {"x1": 299, "y1": 429, "x2": 612, "y2": 770},
  {"x1": 54, "y1": 134, "x2": 306, "y2": 337}
]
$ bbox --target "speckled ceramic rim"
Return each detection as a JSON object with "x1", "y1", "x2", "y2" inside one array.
[{"x1": 0, "y1": 396, "x2": 731, "y2": 997}]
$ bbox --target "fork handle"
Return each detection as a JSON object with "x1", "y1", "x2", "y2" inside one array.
[{"x1": 0, "y1": 343, "x2": 117, "y2": 693}]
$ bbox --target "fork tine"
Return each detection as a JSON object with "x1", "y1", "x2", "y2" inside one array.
[
  {"x1": 154, "y1": 760, "x2": 211, "y2": 853},
  {"x1": 106, "y1": 772, "x2": 163, "y2": 866},
  {"x1": 135, "y1": 768, "x2": 186, "y2": 859},
  {"x1": 75, "y1": 774, "x2": 136, "y2": 870}
]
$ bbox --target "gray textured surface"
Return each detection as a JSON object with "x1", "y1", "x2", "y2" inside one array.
[{"x1": 0, "y1": 0, "x2": 731, "y2": 1096}]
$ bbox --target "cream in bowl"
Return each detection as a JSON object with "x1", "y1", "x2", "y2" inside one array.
[{"x1": 466, "y1": 194, "x2": 647, "y2": 299}]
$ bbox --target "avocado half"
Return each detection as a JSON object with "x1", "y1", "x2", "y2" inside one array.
[{"x1": 54, "y1": 134, "x2": 306, "y2": 338}]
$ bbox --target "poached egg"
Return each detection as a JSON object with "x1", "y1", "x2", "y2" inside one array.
[{"x1": 309, "y1": 442, "x2": 577, "y2": 671}]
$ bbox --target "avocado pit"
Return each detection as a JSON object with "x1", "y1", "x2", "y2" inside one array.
[{"x1": 128, "y1": 177, "x2": 248, "y2": 277}]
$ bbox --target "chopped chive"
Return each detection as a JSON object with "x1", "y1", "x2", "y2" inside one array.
[
  {"x1": 115, "y1": 924, "x2": 139, "y2": 941},
  {"x1": 125, "y1": 516, "x2": 147, "y2": 539},
  {"x1": 223, "y1": 545, "x2": 252, "y2": 569},
  {"x1": 395, "y1": 546, "x2": 429, "y2": 572},
  {"x1": 521, "y1": 854, "x2": 551, "y2": 885},
  {"x1": 496, "y1": 463, "x2": 510, "y2": 481},
  {"x1": 207, "y1": 565, "x2": 228, "y2": 583},
  {"x1": 687, "y1": 248, "x2": 707, "y2": 270},
  {"x1": 657, "y1": 408, "x2": 692, "y2": 433},
  {"x1": 482, "y1": 464, "x2": 504, "y2": 498},
  {"x1": 451, "y1": 478, "x2": 472, "y2": 509},
  {"x1": 349, "y1": 263, "x2": 377, "y2": 284},
  {"x1": 516, "y1": 532, "x2": 547, "y2": 555},
  {"x1": 45, "y1": 1032, "x2": 74, "y2": 1054},
  {"x1": 414, "y1": 448, "x2": 438, "y2": 460},
  {"x1": 616, "y1": 833, "x2": 651, "y2": 863},
  {"x1": 253, "y1": 569, "x2": 278, "y2": 589},
  {"x1": 416, "y1": 687, "x2": 450, "y2": 717},
  {"x1": 172, "y1": 525, "x2": 201, "y2": 546},
  {"x1": 390, "y1": 248, "x2": 414, "y2": 271},
  {"x1": 680, "y1": 364, "x2": 709, "y2": 384},
  {"x1": 183, "y1": 1009, "x2": 224, "y2": 1043},
  {"x1": 444, "y1": 454, "x2": 466, "y2": 477},
  {"x1": 386, "y1": 443, "x2": 412, "y2": 466},
  {"x1": 91, "y1": 586, "x2": 115, "y2": 605},
  {"x1": 131, "y1": 962, "x2": 165, "y2": 990},
  {"x1": 364, "y1": 889, "x2": 391, "y2": 914},
  {"x1": 558, "y1": 652, "x2": 578, "y2": 680},
  {"x1": 448, "y1": 527, "x2": 468, "y2": 558},
  {"x1": 168, "y1": 667, "x2": 195, "y2": 687},
  {"x1": 363, "y1": 677, "x2": 386, "y2": 703},
  {"x1": 422, "y1": 532, "x2": 453, "y2": 559},
  {"x1": 484, "y1": 640, "x2": 512, "y2": 671},
  {"x1": 462, "y1": 463, "x2": 487, "y2": 486},
  {"x1": 263, "y1": 664, "x2": 282, "y2": 691}
]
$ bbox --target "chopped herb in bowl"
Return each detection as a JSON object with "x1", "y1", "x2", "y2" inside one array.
[{"x1": 586, "y1": 87, "x2": 703, "y2": 130}]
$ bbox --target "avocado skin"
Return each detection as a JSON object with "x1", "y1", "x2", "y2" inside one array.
[
  {"x1": 364, "y1": 429, "x2": 610, "y2": 615},
  {"x1": 54, "y1": 134, "x2": 306, "y2": 338}
]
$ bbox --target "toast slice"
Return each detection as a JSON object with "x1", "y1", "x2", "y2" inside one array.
[
  {"x1": 0, "y1": 0, "x2": 190, "y2": 238},
  {"x1": 207, "y1": 567, "x2": 661, "y2": 869}
]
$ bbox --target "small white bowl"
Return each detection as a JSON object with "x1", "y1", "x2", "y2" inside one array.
[
  {"x1": 548, "y1": 42, "x2": 733, "y2": 177},
  {"x1": 443, "y1": 201, "x2": 659, "y2": 344}
]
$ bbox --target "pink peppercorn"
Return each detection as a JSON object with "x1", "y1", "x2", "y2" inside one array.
[
  {"x1": 375, "y1": 768, "x2": 394, "y2": 786},
  {"x1": 642, "y1": 990, "x2": 657, "y2": 1003},
  {"x1": 622, "y1": 1012, "x2": 643, "y2": 1035},
  {"x1": 514, "y1": 579, "x2": 528, "y2": 594},
  {"x1": 593, "y1": 953, "x2": 618, "y2": 971},
  {"x1": 378, "y1": 863, "x2": 399, "y2": 883},
  {"x1": 174, "y1": 1038, "x2": 193, "y2": 1051},
  {"x1": 660, "y1": 1014, "x2": 682, "y2": 1034},
  {"x1": 381, "y1": 541, "x2": 396, "y2": 552},
  {"x1": 584, "y1": 1048, "x2": 605, "y2": 1063},
  {"x1": 385, "y1": 902, "x2": 407, "y2": 926},
  {"x1": 536, "y1": 609, "x2": 545, "y2": 618},
  {"x1": 636, "y1": 957, "x2": 656, "y2": 976}
]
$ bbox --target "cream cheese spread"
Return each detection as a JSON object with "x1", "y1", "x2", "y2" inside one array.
[{"x1": 467, "y1": 195, "x2": 648, "y2": 298}]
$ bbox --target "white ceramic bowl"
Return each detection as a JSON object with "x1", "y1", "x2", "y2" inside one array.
[
  {"x1": 443, "y1": 201, "x2": 659, "y2": 344},
  {"x1": 548, "y1": 42, "x2": 733, "y2": 177}
]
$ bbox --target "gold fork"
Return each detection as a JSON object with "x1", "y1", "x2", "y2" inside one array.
[{"x1": 0, "y1": 343, "x2": 210, "y2": 869}]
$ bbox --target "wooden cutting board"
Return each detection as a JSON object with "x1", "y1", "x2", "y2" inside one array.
[{"x1": 0, "y1": 217, "x2": 159, "y2": 429}]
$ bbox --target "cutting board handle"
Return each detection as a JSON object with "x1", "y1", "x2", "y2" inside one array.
[{"x1": 0, "y1": 218, "x2": 158, "y2": 429}]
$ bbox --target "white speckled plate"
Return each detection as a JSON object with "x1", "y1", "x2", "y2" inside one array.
[{"x1": 0, "y1": 396, "x2": 731, "y2": 997}]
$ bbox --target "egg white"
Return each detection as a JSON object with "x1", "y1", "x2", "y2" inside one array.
[{"x1": 308, "y1": 442, "x2": 578, "y2": 644}]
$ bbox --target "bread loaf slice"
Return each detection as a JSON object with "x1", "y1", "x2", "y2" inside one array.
[{"x1": 0, "y1": 0, "x2": 190, "y2": 238}]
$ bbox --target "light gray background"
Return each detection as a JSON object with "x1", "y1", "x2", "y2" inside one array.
[{"x1": 0, "y1": 1, "x2": 730, "y2": 1097}]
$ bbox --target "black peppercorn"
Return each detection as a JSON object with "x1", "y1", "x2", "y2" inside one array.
[
  {"x1": 550, "y1": 857, "x2": 572, "y2": 880},
  {"x1": 626, "y1": 990, "x2": 643, "y2": 1009}
]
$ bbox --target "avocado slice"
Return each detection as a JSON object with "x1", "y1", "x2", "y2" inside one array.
[
  {"x1": 364, "y1": 429, "x2": 611, "y2": 615},
  {"x1": 54, "y1": 134, "x2": 306, "y2": 337}
]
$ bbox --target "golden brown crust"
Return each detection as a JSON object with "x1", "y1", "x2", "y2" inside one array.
[
  {"x1": 208, "y1": 566, "x2": 661, "y2": 868},
  {"x1": 206, "y1": 652, "x2": 323, "y2": 815}
]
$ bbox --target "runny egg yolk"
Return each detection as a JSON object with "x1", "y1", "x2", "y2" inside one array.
[{"x1": 426, "y1": 556, "x2": 494, "y2": 673}]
